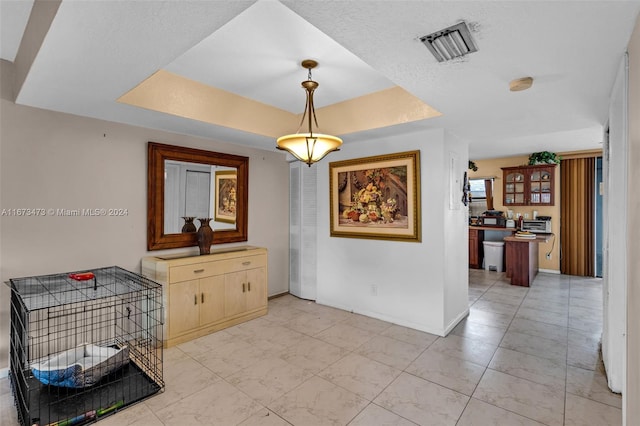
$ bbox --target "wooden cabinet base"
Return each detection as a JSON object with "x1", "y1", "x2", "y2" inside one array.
[
  {"x1": 504, "y1": 236, "x2": 550, "y2": 287},
  {"x1": 505, "y1": 240, "x2": 538, "y2": 286},
  {"x1": 164, "y1": 307, "x2": 267, "y2": 348},
  {"x1": 142, "y1": 246, "x2": 268, "y2": 347},
  {"x1": 469, "y1": 228, "x2": 485, "y2": 269}
]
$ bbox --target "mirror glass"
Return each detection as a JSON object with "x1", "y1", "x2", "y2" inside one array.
[
  {"x1": 147, "y1": 142, "x2": 248, "y2": 250},
  {"x1": 163, "y1": 160, "x2": 236, "y2": 233}
]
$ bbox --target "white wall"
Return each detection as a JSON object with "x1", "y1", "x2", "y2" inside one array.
[
  {"x1": 443, "y1": 131, "x2": 470, "y2": 331},
  {"x1": 625, "y1": 12, "x2": 640, "y2": 426},
  {"x1": 315, "y1": 128, "x2": 469, "y2": 335},
  {"x1": 602, "y1": 55, "x2": 627, "y2": 394},
  {"x1": 0, "y1": 60, "x2": 290, "y2": 370}
]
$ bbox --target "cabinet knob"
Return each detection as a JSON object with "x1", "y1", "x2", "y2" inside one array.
[
  {"x1": 248, "y1": 282, "x2": 251, "y2": 291},
  {"x1": 242, "y1": 283, "x2": 246, "y2": 292},
  {"x1": 194, "y1": 269, "x2": 205, "y2": 273},
  {"x1": 242, "y1": 261, "x2": 251, "y2": 266},
  {"x1": 201, "y1": 293, "x2": 204, "y2": 303},
  {"x1": 194, "y1": 294, "x2": 198, "y2": 305}
]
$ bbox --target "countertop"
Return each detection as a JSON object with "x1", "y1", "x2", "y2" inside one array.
[
  {"x1": 503, "y1": 234, "x2": 552, "y2": 243},
  {"x1": 468, "y1": 225, "x2": 516, "y2": 231}
]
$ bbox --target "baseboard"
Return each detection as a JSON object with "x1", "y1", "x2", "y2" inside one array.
[
  {"x1": 315, "y1": 298, "x2": 451, "y2": 337},
  {"x1": 539, "y1": 268, "x2": 561, "y2": 274},
  {"x1": 268, "y1": 291, "x2": 290, "y2": 300},
  {"x1": 443, "y1": 307, "x2": 470, "y2": 336}
]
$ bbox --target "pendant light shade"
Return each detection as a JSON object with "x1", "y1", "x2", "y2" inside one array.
[
  {"x1": 276, "y1": 133, "x2": 342, "y2": 164},
  {"x1": 276, "y1": 60, "x2": 342, "y2": 166}
]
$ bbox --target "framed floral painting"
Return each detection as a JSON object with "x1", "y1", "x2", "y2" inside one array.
[
  {"x1": 329, "y1": 150, "x2": 421, "y2": 242},
  {"x1": 214, "y1": 170, "x2": 237, "y2": 224}
]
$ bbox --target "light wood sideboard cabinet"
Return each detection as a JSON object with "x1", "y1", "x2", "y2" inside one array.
[{"x1": 142, "y1": 246, "x2": 268, "y2": 347}]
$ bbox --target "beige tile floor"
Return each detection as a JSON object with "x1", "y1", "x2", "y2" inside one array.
[{"x1": 0, "y1": 270, "x2": 621, "y2": 425}]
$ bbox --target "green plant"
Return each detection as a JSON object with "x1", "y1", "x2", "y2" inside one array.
[
  {"x1": 528, "y1": 151, "x2": 560, "y2": 165},
  {"x1": 468, "y1": 160, "x2": 478, "y2": 172}
]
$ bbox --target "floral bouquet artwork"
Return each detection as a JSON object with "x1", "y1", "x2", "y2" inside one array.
[
  {"x1": 330, "y1": 151, "x2": 421, "y2": 242},
  {"x1": 341, "y1": 169, "x2": 402, "y2": 225}
]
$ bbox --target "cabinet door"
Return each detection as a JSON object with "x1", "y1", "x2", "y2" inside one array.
[
  {"x1": 224, "y1": 271, "x2": 247, "y2": 317},
  {"x1": 529, "y1": 167, "x2": 553, "y2": 205},
  {"x1": 199, "y1": 275, "x2": 225, "y2": 326},
  {"x1": 469, "y1": 232, "x2": 478, "y2": 268},
  {"x1": 245, "y1": 267, "x2": 267, "y2": 311},
  {"x1": 169, "y1": 279, "x2": 200, "y2": 337},
  {"x1": 504, "y1": 170, "x2": 526, "y2": 205}
]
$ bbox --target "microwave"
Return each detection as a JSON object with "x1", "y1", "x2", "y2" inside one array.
[
  {"x1": 479, "y1": 216, "x2": 506, "y2": 227},
  {"x1": 521, "y1": 219, "x2": 552, "y2": 233}
]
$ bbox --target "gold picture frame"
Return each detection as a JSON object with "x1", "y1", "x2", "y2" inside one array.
[
  {"x1": 214, "y1": 170, "x2": 237, "y2": 224},
  {"x1": 329, "y1": 150, "x2": 421, "y2": 242}
]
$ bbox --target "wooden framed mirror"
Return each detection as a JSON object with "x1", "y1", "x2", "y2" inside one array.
[{"x1": 147, "y1": 142, "x2": 248, "y2": 250}]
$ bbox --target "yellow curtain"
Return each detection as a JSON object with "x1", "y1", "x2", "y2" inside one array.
[{"x1": 560, "y1": 157, "x2": 595, "y2": 276}]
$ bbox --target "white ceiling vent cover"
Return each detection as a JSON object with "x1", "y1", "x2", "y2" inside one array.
[{"x1": 420, "y1": 21, "x2": 478, "y2": 62}]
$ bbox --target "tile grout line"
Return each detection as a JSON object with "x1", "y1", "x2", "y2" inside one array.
[
  {"x1": 446, "y1": 273, "x2": 501, "y2": 424},
  {"x1": 562, "y1": 275, "x2": 574, "y2": 425},
  {"x1": 286, "y1": 313, "x2": 431, "y2": 426},
  {"x1": 468, "y1": 273, "x2": 578, "y2": 425},
  {"x1": 461, "y1": 273, "x2": 539, "y2": 424},
  {"x1": 1, "y1": 277, "x2": 615, "y2": 426}
]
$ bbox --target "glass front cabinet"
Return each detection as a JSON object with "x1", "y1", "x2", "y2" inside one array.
[{"x1": 502, "y1": 164, "x2": 556, "y2": 206}]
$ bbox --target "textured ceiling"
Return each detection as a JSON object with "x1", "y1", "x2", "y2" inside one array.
[
  {"x1": 1, "y1": 0, "x2": 639, "y2": 159},
  {"x1": 163, "y1": 0, "x2": 397, "y2": 113}
]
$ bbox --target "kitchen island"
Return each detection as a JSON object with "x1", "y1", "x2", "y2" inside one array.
[{"x1": 503, "y1": 234, "x2": 552, "y2": 286}]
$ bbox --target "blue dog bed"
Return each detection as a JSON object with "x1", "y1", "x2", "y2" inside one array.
[{"x1": 31, "y1": 343, "x2": 129, "y2": 388}]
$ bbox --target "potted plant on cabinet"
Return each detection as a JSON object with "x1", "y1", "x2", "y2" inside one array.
[{"x1": 528, "y1": 151, "x2": 560, "y2": 165}]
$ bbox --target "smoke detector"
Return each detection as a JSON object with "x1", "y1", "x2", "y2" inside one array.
[{"x1": 420, "y1": 21, "x2": 478, "y2": 62}]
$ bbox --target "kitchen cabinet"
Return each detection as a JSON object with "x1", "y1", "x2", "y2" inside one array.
[
  {"x1": 502, "y1": 164, "x2": 556, "y2": 206},
  {"x1": 142, "y1": 246, "x2": 268, "y2": 347},
  {"x1": 469, "y1": 228, "x2": 485, "y2": 269},
  {"x1": 504, "y1": 234, "x2": 552, "y2": 286}
]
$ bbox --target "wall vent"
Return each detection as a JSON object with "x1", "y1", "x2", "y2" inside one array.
[{"x1": 420, "y1": 21, "x2": 478, "y2": 62}]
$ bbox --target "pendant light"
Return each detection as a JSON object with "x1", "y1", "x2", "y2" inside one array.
[{"x1": 276, "y1": 59, "x2": 342, "y2": 166}]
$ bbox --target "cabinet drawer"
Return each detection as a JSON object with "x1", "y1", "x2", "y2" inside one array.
[
  {"x1": 170, "y1": 263, "x2": 218, "y2": 283},
  {"x1": 217, "y1": 255, "x2": 267, "y2": 274},
  {"x1": 169, "y1": 254, "x2": 266, "y2": 283}
]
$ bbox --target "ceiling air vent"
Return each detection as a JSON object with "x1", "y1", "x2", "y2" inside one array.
[{"x1": 420, "y1": 21, "x2": 478, "y2": 62}]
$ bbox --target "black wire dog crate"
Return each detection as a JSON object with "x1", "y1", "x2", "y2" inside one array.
[{"x1": 9, "y1": 266, "x2": 164, "y2": 426}]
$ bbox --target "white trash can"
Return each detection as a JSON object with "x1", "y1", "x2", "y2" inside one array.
[{"x1": 483, "y1": 241, "x2": 505, "y2": 272}]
